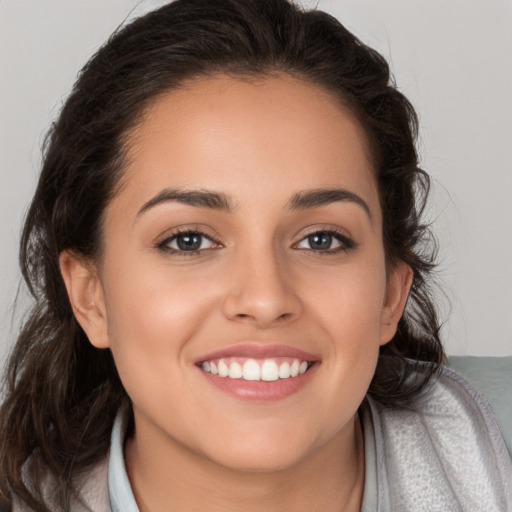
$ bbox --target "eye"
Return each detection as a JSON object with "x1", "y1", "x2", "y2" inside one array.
[
  {"x1": 157, "y1": 230, "x2": 219, "y2": 254},
  {"x1": 296, "y1": 230, "x2": 353, "y2": 252}
]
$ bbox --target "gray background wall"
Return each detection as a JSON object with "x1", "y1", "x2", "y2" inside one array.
[{"x1": 1, "y1": 0, "x2": 511, "y2": 362}]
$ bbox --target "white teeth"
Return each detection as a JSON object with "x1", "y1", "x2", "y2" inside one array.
[
  {"x1": 261, "y1": 360, "x2": 279, "y2": 381},
  {"x1": 278, "y1": 361, "x2": 291, "y2": 379},
  {"x1": 290, "y1": 359, "x2": 300, "y2": 377},
  {"x1": 228, "y1": 361, "x2": 243, "y2": 379},
  {"x1": 201, "y1": 357, "x2": 312, "y2": 381},
  {"x1": 242, "y1": 359, "x2": 261, "y2": 381},
  {"x1": 218, "y1": 359, "x2": 229, "y2": 377}
]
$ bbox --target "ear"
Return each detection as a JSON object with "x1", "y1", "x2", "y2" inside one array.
[
  {"x1": 379, "y1": 260, "x2": 413, "y2": 346},
  {"x1": 59, "y1": 250, "x2": 110, "y2": 349}
]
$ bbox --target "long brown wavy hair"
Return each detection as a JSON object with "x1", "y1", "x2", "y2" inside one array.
[{"x1": 0, "y1": 0, "x2": 444, "y2": 509}]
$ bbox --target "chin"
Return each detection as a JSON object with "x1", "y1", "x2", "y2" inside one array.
[
  {"x1": 200, "y1": 428, "x2": 321, "y2": 474},
  {"x1": 210, "y1": 447, "x2": 307, "y2": 474}
]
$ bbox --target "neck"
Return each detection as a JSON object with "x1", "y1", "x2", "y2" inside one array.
[{"x1": 125, "y1": 414, "x2": 365, "y2": 512}]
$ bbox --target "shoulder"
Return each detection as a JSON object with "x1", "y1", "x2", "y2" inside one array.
[
  {"x1": 73, "y1": 454, "x2": 111, "y2": 512},
  {"x1": 447, "y1": 355, "x2": 512, "y2": 457},
  {"x1": 13, "y1": 454, "x2": 110, "y2": 512},
  {"x1": 366, "y1": 361, "x2": 512, "y2": 511}
]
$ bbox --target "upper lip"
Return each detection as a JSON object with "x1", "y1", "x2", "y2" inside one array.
[{"x1": 195, "y1": 343, "x2": 320, "y2": 363}]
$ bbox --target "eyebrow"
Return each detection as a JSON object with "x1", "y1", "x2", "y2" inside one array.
[
  {"x1": 288, "y1": 188, "x2": 371, "y2": 218},
  {"x1": 136, "y1": 186, "x2": 371, "y2": 219},
  {"x1": 137, "y1": 188, "x2": 233, "y2": 216}
]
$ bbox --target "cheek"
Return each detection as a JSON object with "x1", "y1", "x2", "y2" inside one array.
[
  {"x1": 104, "y1": 257, "x2": 215, "y2": 334},
  {"x1": 305, "y1": 257, "x2": 387, "y2": 335},
  {"x1": 100, "y1": 260, "x2": 219, "y2": 392},
  {"x1": 301, "y1": 257, "x2": 387, "y2": 384}
]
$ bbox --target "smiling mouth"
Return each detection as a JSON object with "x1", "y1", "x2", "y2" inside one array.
[{"x1": 199, "y1": 357, "x2": 313, "y2": 381}]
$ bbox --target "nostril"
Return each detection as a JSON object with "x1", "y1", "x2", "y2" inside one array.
[{"x1": 222, "y1": 287, "x2": 302, "y2": 326}]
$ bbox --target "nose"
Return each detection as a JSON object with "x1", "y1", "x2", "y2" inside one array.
[{"x1": 221, "y1": 247, "x2": 302, "y2": 328}]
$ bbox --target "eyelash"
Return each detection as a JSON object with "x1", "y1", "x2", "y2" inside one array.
[
  {"x1": 294, "y1": 229, "x2": 355, "y2": 254},
  {"x1": 156, "y1": 228, "x2": 220, "y2": 256},
  {"x1": 155, "y1": 228, "x2": 355, "y2": 256}
]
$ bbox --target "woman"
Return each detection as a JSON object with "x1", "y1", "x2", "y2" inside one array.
[{"x1": 0, "y1": 0, "x2": 510, "y2": 510}]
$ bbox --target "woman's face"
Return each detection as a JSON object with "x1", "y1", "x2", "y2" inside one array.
[{"x1": 65, "y1": 74, "x2": 410, "y2": 471}]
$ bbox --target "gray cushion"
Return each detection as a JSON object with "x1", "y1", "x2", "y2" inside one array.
[{"x1": 447, "y1": 356, "x2": 512, "y2": 457}]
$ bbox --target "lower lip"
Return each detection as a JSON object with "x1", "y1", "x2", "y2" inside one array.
[{"x1": 198, "y1": 363, "x2": 318, "y2": 401}]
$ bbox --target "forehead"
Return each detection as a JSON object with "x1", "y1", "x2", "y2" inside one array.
[{"x1": 113, "y1": 74, "x2": 380, "y2": 221}]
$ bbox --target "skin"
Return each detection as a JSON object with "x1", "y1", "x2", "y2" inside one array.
[{"x1": 60, "y1": 74, "x2": 412, "y2": 511}]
